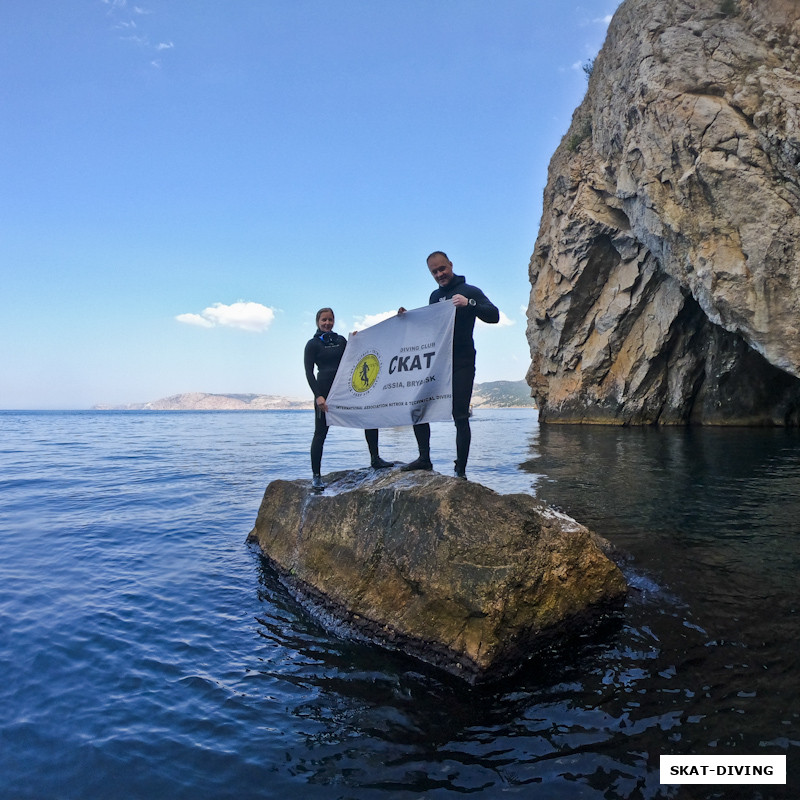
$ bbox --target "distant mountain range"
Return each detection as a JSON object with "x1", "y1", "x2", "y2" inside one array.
[
  {"x1": 93, "y1": 392, "x2": 312, "y2": 411},
  {"x1": 471, "y1": 380, "x2": 537, "y2": 409},
  {"x1": 94, "y1": 380, "x2": 536, "y2": 411}
]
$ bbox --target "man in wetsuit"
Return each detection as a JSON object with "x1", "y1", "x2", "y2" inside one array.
[{"x1": 400, "y1": 251, "x2": 499, "y2": 479}]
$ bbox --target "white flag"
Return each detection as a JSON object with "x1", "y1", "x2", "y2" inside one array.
[{"x1": 325, "y1": 302, "x2": 456, "y2": 428}]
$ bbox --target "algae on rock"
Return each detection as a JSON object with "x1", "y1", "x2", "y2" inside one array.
[{"x1": 248, "y1": 469, "x2": 627, "y2": 684}]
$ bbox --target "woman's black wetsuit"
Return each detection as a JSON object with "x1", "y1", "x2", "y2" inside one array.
[{"x1": 303, "y1": 329, "x2": 380, "y2": 476}]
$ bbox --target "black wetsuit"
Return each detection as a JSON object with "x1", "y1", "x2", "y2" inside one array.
[
  {"x1": 303, "y1": 329, "x2": 379, "y2": 475},
  {"x1": 412, "y1": 274, "x2": 499, "y2": 471}
]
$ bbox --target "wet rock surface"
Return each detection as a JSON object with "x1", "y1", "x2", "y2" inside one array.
[{"x1": 247, "y1": 469, "x2": 627, "y2": 684}]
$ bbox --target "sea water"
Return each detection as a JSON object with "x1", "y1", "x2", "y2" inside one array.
[{"x1": 0, "y1": 409, "x2": 797, "y2": 799}]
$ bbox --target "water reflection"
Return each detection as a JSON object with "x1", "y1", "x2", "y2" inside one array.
[
  {"x1": 251, "y1": 417, "x2": 799, "y2": 797},
  {"x1": 527, "y1": 424, "x2": 800, "y2": 575}
]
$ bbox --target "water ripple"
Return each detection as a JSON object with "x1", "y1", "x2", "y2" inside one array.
[{"x1": 0, "y1": 410, "x2": 797, "y2": 798}]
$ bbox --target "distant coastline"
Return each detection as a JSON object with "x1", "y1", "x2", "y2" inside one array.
[
  {"x1": 93, "y1": 380, "x2": 536, "y2": 411},
  {"x1": 93, "y1": 392, "x2": 313, "y2": 412}
]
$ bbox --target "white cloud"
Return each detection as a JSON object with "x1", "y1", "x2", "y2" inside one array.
[
  {"x1": 101, "y1": 0, "x2": 171, "y2": 67},
  {"x1": 478, "y1": 310, "x2": 515, "y2": 328},
  {"x1": 176, "y1": 302, "x2": 276, "y2": 333},
  {"x1": 498, "y1": 310, "x2": 515, "y2": 327},
  {"x1": 175, "y1": 312, "x2": 213, "y2": 328},
  {"x1": 351, "y1": 310, "x2": 397, "y2": 331},
  {"x1": 351, "y1": 308, "x2": 515, "y2": 332}
]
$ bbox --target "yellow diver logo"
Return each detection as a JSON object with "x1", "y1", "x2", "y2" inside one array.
[{"x1": 351, "y1": 353, "x2": 380, "y2": 393}]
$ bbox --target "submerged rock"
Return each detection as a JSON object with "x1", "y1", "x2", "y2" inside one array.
[{"x1": 247, "y1": 469, "x2": 627, "y2": 684}]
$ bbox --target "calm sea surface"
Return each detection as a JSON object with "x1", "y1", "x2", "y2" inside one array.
[{"x1": 0, "y1": 409, "x2": 797, "y2": 800}]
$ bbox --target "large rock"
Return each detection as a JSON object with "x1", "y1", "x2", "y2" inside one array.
[
  {"x1": 527, "y1": 0, "x2": 800, "y2": 425},
  {"x1": 247, "y1": 469, "x2": 626, "y2": 684}
]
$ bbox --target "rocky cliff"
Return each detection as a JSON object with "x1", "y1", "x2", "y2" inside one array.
[{"x1": 527, "y1": 0, "x2": 800, "y2": 425}]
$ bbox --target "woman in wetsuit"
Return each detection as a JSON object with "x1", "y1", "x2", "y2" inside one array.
[{"x1": 304, "y1": 307, "x2": 391, "y2": 489}]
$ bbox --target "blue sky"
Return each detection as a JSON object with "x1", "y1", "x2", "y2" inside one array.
[{"x1": 1, "y1": 0, "x2": 619, "y2": 409}]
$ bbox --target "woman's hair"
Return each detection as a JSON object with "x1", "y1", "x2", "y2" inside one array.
[{"x1": 315, "y1": 307, "x2": 334, "y2": 326}]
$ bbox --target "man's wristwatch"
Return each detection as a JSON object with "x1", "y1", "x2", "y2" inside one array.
[{"x1": 468, "y1": 298, "x2": 476, "y2": 307}]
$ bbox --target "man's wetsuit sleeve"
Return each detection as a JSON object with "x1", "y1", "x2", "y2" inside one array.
[
  {"x1": 470, "y1": 287, "x2": 500, "y2": 324},
  {"x1": 428, "y1": 277, "x2": 500, "y2": 323}
]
